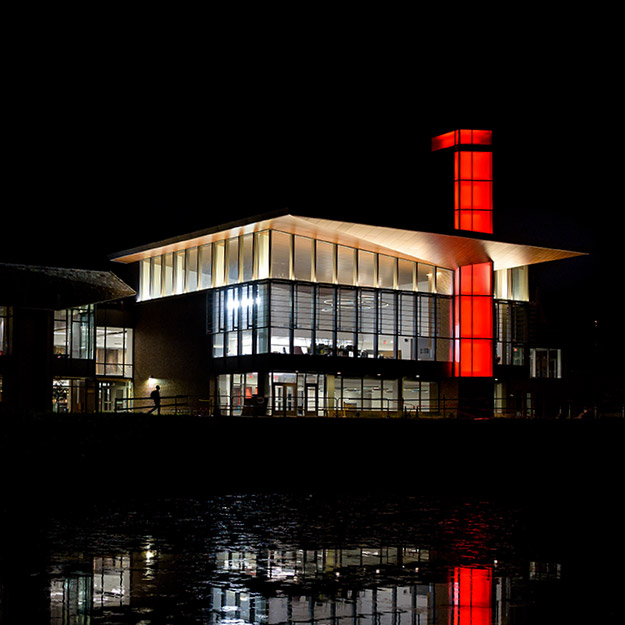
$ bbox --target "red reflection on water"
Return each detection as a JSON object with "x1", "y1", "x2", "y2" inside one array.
[{"x1": 450, "y1": 566, "x2": 492, "y2": 625}]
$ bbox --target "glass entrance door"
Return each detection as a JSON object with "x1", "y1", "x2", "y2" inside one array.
[
  {"x1": 305, "y1": 384, "x2": 318, "y2": 415},
  {"x1": 273, "y1": 383, "x2": 297, "y2": 416}
]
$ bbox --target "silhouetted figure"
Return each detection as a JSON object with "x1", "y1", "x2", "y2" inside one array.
[
  {"x1": 577, "y1": 406, "x2": 594, "y2": 420},
  {"x1": 149, "y1": 385, "x2": 161, "y2": 415}
]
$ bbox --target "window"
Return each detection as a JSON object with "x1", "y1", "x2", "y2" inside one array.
[
  {"x1": 271, "y1": 231, "x2": 291, "y2": 280},
  {"x1": 496, "y1": 301, "x2": 528, "y2": 366},
  {"x1": 337, "y1": 246, "x2": 356, "y2": 286},
  {"x1": 209, "y1": 282, "x2": 453, "y2": 361},
  {"x1": 398, "y1": 259, "x2": 415, "y2": 291},
  {"x1": 227, "y1": 237, "x2": 239, "y2": 285},
  {"x1": 213, "y1": 241, "x2": 226, "y2": 287},
  {"x1": 53, "y1": 306, "x2": 94, "y2": 360},
  {"x1": 199, "y1": 244, "x2": 213, "y2": 289},
  {"x1": 378, "y1": 255, "x2": 396, "y2": 289},
  {"x1": 358, "y1": 250, "x2": 376, "y2": 287},
  {"x1": 241, "y1": 234, "x2": 254, "y2": 282},
  {"x1": 316, "y1": 240, "x2": 335, "y2": 284},
  {"x1": 163, "y1": 253, "x2": 174, "y2": 295},
  {"x1": 255, "y1": 231, "x2": 270, "y2": 280},
  {"x1": 96, "y1": 327, "x2": 133, "y2": 377},
  {"x1": 530, "y1": 348, "x2": 562, "y2": 378},
  {"x1": 294, "y1": 236, "x2": 314, "y2": 282}
]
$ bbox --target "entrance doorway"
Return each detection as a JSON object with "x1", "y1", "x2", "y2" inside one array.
[
  {"x1": 273, "y1": 383, "x2": 297, "y2": 416},
  {"x1": 304, "y1": 383, "x2": 318, "y2": 415}
]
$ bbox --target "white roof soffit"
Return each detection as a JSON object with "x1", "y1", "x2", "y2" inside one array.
[{"x1": 111, "y1": 213, "x2": 585, "y2": 271}]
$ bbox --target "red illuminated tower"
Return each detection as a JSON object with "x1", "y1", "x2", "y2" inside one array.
[{"x1": 432, "y1": 130, "x2": 495, "y2": 414}]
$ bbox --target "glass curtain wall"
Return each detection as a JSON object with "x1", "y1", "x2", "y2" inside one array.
[
  {"x1": 211, "y1": 282, "x2": 453, "y2": 362},
  {"x1": 139, "y1": 230, "x2": 453, "y2": 302},
  {"x1": 215, "y1": 372, "x2": 438, "y2": 416}
]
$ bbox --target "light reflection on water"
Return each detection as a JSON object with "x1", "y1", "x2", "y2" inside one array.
[{"x1": 0, "y1": 493, "x2": 620, "y2": 623}]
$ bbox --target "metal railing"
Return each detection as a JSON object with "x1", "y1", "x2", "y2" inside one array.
[{"x1": 114, "y1": 394, "x2": 192, "y2": 414}]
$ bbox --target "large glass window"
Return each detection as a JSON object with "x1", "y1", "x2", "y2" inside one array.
[
  {"x1": 294, "y1": 236, "x2": 314, "y2": 282},
  {"x1": 186, "y1": 247, "x2": 198, "y2": 292},
  {"x1": 358, "y1": 250, "x2": 376, "y2": 287},
  {"x1": 496, "y1": 301, "x2": 528, "y2": 366},
  {"x1": 271, "y1": 231, "x2": 291, "y2": 280},
  {"x1": 96, "y1": 327, "x2": 133, "y2": 377},
  {"x1": 337, "y1": 246, "x2": 356, "y2": 286},
  {"x1": 530, "y1": 348, "x2": 562, "y2": 378},
  {"x1": 495, "y1": 266, "x2": 529, "y2": 301},
  {"x1": 140, "y1": 259, "x2": 151, "y2": 301},
  {"x1": 151, "y1": 256, "x2": 162, "y2": 299},
  {"x1": 398, "y1": 259, "x2": 416, "y2": 291},
  {"x1": 199, "y1": 244, "x2": 213, "y2": 289},
  {"x1": 241, "y1": 234, "x2": 254, "y2": 282},
  {"x1": 174, "y1": 250, "x2": 186, "y2": 294},
  {"x1": 213, "y1": 240, "x2": 226, "y2": 287},
  {"x1": 316, "y1": 240, "x2": 335, "y2": 284},
  {"x1": 210, "y1": 282, "x2": 452, "y2": 361},
  {"x1": 53, "y1": 306, "x2": 94, "y2": 360},
  {"x1": 227, "y1": 237, "x2": 239, "y2": 285},
  {"x1": 163, "y1": 253, "x2": 174, "y2": 296},
  {"x1": 378, "y1": 255, "x2": 396, "y2": 289},
  {"x1": 255, "y1": 231, "x2": 270, "y2": 280}
]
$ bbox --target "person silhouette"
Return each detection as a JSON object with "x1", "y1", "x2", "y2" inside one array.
[{"x1": 149, "y1": 385, "x2": 161, "y2": 414}]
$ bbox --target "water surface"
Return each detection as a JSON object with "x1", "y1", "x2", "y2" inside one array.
[{"x1": 1, "y1": 491, "x2": 621, "y2": 624}]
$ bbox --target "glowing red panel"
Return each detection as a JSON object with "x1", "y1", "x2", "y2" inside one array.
[
  {"x1": 472, "y1": 262, "x2": 492, "y2": 296},
  {"x1": 472, "y1": 181, "x2": 492, "y2": 211},
  {"x1": 472, "y1": 151, "x2": 492, "y2": 179},
  {"x1": 459, "y1": 129, "x2": 472, "y2": 144},
  {"x1": 454, "y1": 263, "x2": 494, "y2": 377},
  {"x1": 432, "y1": 131, "x2": 456, "y2": 151},
  {"x1": 472, "y1": 297, "x2": 493, "y2": 338},
  {"x1": 472, "y1": 130, "x2": 492, "y2": 145},
  {"x1": 458, "y1": 151, "x2": 472, "y2": 179},
  {"x1": 472, "y1": 211, "x2": 493, "y2": 234}
]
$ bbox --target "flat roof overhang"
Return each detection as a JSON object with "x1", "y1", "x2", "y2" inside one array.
[{"x1": 110, "y1": 212, "x2": 586, "y2": 271}]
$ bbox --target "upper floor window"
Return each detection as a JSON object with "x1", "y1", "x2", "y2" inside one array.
[
  {"x1": 530, "y1": 348, "x2": 562, "y2": 379},
  {"x1": 494, "y1": 266, "x2": 529, "y2": 301},
  {"x1": 53, "y1": 305, "x2": 94, "y2": 360},
  {"x1": 139, "y1": 230, "x2": 454, "y2": 301},
  {"x1": 96, "y1": 327, "x2": 134, "y2": 377}
]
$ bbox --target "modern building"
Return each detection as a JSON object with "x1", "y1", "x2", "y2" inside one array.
[
  {"x1": 110, "y1": 130, "x2": 583, "y2": 418},
  {"x1": 1, "y1": 129, "x2": 585, "y2": 417},
  {"x1": 0, "y1": 263, "x2": 135, "y2": 414}
]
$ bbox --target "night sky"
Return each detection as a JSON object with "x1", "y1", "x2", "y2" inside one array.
[{"x1": 2, "y1": 56, "x2": 622, "y2": 402}]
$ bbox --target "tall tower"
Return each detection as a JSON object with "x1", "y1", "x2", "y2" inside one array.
[{"x1": 432, "y1": 129, "x2": 495, "y2": 416}]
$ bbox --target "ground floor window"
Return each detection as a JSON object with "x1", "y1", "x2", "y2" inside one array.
[
  {"x1": 52, "y1": 378, "x2": 96, "y2": 413},
  {"x1": 217, "y1": 373, "x2": 259, "y2": 416},
  {"x1": 215, "y1": 372, "x2": 438, "y2": 417}
]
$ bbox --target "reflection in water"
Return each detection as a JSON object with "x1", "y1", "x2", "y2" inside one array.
[{"x1": 0, "y1": 493, "x2": 619, "y2": 623}]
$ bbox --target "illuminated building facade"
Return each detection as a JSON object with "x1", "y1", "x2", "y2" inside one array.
[
  {"x1": 0, "y1": 130, "x2": 584, "y2": 416},
  {"x1": 112, "y1": 128, "x2": 583, "y2": 417},
  {"x1": 0, "y1": 264, "x2": 135, "y2": 413}
]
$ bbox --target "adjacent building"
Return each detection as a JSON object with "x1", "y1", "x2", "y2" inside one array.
[{"x1": 0, "y1": 263, "x2": 135, "y2": 413}]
